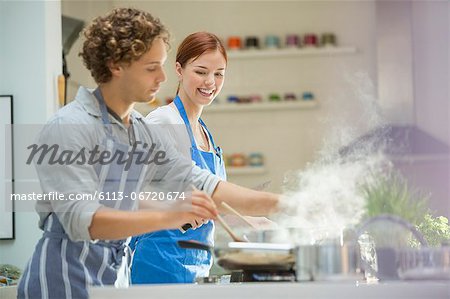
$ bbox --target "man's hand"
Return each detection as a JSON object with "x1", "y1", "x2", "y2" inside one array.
[{"x1": 178, "y1": 189, "x2": 218, "y2": 231}]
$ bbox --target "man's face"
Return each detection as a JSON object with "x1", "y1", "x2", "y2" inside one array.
[{"x1": 118, "y1": 38, "x2": 168, "y2": 103}]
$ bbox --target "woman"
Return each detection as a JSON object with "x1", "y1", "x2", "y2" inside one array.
[{"x1": 130, "y1": 32, "x2": 276, "y2": 284}]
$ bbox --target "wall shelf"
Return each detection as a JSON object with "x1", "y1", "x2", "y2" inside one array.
[
  {"x1": 205, "y1": 101, "x2": 318, "y2": 113},
  {"x1": 227, "y1": 46, "x2": 357, "y2": 59},
  {"x1": 226, "y1": 166, "x2": 266, "y2": 175}
]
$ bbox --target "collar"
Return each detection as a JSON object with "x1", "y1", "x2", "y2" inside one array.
[{"x1": 74, "y1": 86, "x2": 143, "y2": 124}]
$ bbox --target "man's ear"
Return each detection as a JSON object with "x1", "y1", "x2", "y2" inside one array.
[
  {"x1": 108, "y1": 61, "x2": 122, "y2": 77},
  {"x1": 175, "y1": 62, "x2": 183, "y2": 80}
]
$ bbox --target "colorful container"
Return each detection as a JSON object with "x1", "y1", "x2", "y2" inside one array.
[
  {"x1": 249, "y1": 94, "x2": 263, "y2": 103},
  {"x1": 245, "y1": 36, "x2": 260, "y2": 49},
  {"x1": 302, "y1": 92, "x2": 314, "y2": 101},
  {"x1": 268, "y1": 93, "x2": 281, "y2": 102},
  {"x1": 265, "y1": 35, "x2": 280, "y2": 49},
  {"x1": 284, "y1": 93, "x2": 297, "y2": 101},
  {"x1": 286, "y1": 34, "x2": 300, "y2": 48},
  {"x1": 227, "y1": 95, "x2": 240, "y2": 103},
  {"x1": 303, "y1": 34, "x2": 318, "y2": 47},
  {"x1": 321, "y1": 33, "x2": 337, "y2": 47},
  {"x1": 227, "y1": 36, "x2": 242, "y2": 50},
  {"x1": 230, "y1": 153, "x2": 247, "y2": 167},
  {"x1": 248, "y1": 153, "x2": 264, "y2": 167}
]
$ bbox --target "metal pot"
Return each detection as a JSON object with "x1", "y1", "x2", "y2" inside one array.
[
  {"x1": 295, "y1": 242, "x2": 363, "y2": 282},
  {"x1": 294, "y1": 245, "x2": 316, "y2": 281},
  {"x1": 314, "y1": 243, "x2": 363, "y2": 281}
]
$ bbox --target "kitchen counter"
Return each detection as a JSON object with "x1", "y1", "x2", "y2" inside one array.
[
  {"x1": 90, "y1": 282, "x2": 450, "y2": 299},
  {"x1": 0, "y1": 286, "x2": 17, "y2": 299}
]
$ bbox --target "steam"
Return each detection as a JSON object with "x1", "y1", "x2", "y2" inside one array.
[{"x1": 276, "y1": 72, "x2": 391, "y2": 242}]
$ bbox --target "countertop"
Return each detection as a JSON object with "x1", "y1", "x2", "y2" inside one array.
[
  {"x1": 0, "y1": 286, "x2": 17, "y2": 299},
  {"x1": 90, "y1": 281, "x2": 450, "y2": 299}
]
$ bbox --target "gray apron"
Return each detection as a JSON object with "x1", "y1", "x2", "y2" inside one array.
[{"x1": 18, "y1": 89, "x2": 148, "y2": 299}]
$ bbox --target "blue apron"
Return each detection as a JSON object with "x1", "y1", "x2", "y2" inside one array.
[
  {"x1": 130, "y1": 95, "x2": 226, "y2": 284},
  {"x1": 18, "y1": 89, "x2": 147, "y2": 298}
]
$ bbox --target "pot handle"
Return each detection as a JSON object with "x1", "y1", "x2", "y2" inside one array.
[{"x1": 177, "y1": 240, "x2": 212, "y2": 252}]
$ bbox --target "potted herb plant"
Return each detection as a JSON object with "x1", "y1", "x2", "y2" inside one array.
[{"x1": 359, "y1": 170, "x2": 450, "y2": 280}]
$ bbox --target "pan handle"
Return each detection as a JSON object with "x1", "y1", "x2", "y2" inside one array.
[
  {"x1": 179, "y1": 223, "x2": 192, "y2": 233},
  {"x1": 177, "y1": 240, "x2": 212, "y2": 252}
]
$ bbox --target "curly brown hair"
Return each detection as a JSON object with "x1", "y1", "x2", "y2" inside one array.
[{"x1": 79, "y1": 7, "x2": 170, "y2": 83}]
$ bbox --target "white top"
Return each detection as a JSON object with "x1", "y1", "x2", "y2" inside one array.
[
  {"x1": 147, "y1": 105, "x2": 213, "y2": 152},
  {"x1": 147, "y1": 105, "x2": 185, "y2": 125}
]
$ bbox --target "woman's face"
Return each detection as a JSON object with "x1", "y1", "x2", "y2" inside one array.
[{"x1": 176, "y1": 49, "x2": 226, "y2": 107}]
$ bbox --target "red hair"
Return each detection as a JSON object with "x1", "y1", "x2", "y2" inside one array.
[{"x1": 176, "y1": 32, "x2": 227, "y2": 67}]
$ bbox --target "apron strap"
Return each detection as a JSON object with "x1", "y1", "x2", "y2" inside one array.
[
  {"x1": 198, "y1": 118, "x2": 222, "y2": 156},
  {"x1": 173, "y1": 95, "x2": 198, "y2": 149},
  {"x1": 93, "y1": 88, "x2": 114, "y2": 139},
  {"x1": 174, "y1": 95, "x2": 222, "y2": 156}
]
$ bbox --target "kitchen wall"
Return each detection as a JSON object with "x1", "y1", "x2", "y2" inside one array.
[
  {"x1": 377, "y1": 0, "x2": 449, "y2": 145},
  {"x1": 410, "y1": 1, "x2": 449, "y2": 216},
  {"x1": 62, "y1": 0, "x2": 378, "y2": 191},
  {"x1": 411, "y1": 1, "x2": 449, "y2": 146},
  {"x1": 376, "y1": 0, "x2": 449, "y2": 217},
  {"x1": 0, "y1": 1, "x2": 61, "y2": 269},
  {"x1": 376, "y1": 1, "x2": 414, "y2": 125}
]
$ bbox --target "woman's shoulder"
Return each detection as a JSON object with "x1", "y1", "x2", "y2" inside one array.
[{"x1": 145, "y1": 105, "x2": 183, "y2": 125}]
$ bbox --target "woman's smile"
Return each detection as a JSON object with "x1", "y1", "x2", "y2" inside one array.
[{"x1": 197, "y1": 88, "x2": 215, "y2": 97}]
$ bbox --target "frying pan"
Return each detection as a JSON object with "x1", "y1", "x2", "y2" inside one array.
[{"x1": 178, "y1": 240, "x2": 295, "y2": 271}]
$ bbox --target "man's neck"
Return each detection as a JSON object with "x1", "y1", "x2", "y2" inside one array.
[{"x1": 98, "y1": 83, "x2": 134, "y2": 124}]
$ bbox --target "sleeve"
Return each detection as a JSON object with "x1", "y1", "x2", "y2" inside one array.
[
  {"x1": 34, "y1": 117, "x2": 103, "y2": 241},
  {"x1": 140, "y1": 120, "x2": 221, "y2": 198},
  {"x1": 146, "y1": 107, "x2": 179, "y2": 125},
  {"x1": 190, "y1": 163, "x2": 221, "y2": 196}
]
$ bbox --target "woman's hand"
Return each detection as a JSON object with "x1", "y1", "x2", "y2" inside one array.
[{"x1": 211, "y1": 181, "x2": 280, "y2": 216}]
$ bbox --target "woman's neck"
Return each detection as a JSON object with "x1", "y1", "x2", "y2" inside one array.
[
  {"x1": 98, "y1": 83, "x2": 134, "y2": 125},
  {"x1": 176, "y1": 94, "x2": 203, "y2": 129}
]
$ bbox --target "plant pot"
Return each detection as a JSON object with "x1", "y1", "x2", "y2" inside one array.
[{"x1": 375, "y1": 247, "x2": 399, "y2": 280}]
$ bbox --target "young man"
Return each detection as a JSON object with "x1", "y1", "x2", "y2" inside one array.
[{"x1": 18, "y1": 8, "x2": 278, "y2": 299}]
